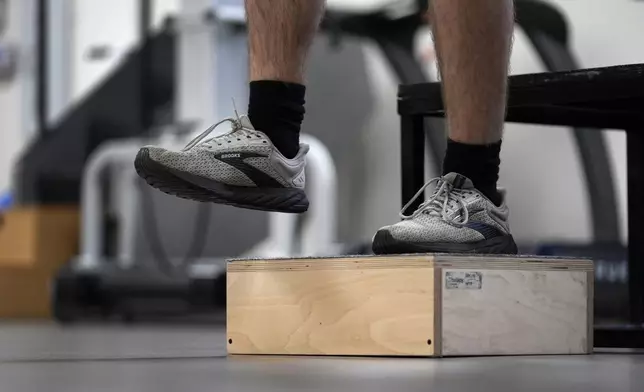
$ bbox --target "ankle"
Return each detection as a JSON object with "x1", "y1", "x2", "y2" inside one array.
[{"x1": 476, "y1": 186, "x2": 503, "y2": 207}]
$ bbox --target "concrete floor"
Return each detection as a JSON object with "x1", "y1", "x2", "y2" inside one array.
[{"x1": 0, "y1": 323, "x2": 642, "y2": 392}]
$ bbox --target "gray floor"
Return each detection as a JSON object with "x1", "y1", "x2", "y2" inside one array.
[{"x1": 0, "y1": 323, "x2": 642, "y2": 392}]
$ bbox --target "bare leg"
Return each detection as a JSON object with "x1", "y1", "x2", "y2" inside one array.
[
  {"x1": 244, "y1": 0, "x2": 325, "y2": 159},
  {"x1": 246, "y1": 0, "x2": 326, "y2": 84},
  {"x1": 430, "y1": 0, "x2": 514, "y2": 144}
]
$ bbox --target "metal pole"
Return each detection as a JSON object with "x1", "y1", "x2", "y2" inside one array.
[
  {"x1": 626, "y1": 129, "x2": 644, "y2": 326},
  {"x1": 139, "y1": 0, "x2": 153, "y2": 133},
  {"x1": 36, "y1": 0, "x2": 48, "y2": 134}
]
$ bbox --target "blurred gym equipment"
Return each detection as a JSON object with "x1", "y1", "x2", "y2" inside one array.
[
  {"x1": 15, "y1": 29, "x2": 175, "y2": 204},
  {"x1": 53, "y1": 132, "x2": 339, "y2": 322},
  {"x1": 38, "y1": 0, "x2": 440, "y2": 321},
  {"x1": 0, "y1": 0, "x2": 18, "y2": 83},
  {"x1": 49, "y1": 0, "x2": 246, "y2": 322},
  {"x1": 50, "y1": 0, "x2": 343, "y2": 322}
]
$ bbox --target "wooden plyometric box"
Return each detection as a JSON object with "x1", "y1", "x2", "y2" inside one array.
[
  {"x1": 0, "y1": 206, "x2": 80, "y2": 271},
  {"x1": 227, "y1": 254, "x2": 593, "y2": 357},
  {"x1": 0, "y1": 267, "x2": 54, "y2": 318},
  {"x1": 0, "y1": 206, "x2": 80, "y2": 318}
]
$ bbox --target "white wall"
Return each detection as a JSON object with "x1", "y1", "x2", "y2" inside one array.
[
  {"x1": 70, "y1": 0, "x2": 138, "y2": 100},
  {"x1": 0, "y1": 0, "x2": 35, "y2": 194},
  {"x1": 0, "y1": 0, "x2": 180, "y2": 196},
  {"x1": 70, "y1": 0, "x2": 180, "y2": 101},
  {"x1": 153, "y1": 0, "x2": 181, "y2": 28}
]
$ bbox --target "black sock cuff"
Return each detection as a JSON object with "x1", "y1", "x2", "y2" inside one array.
[
  {"x1": 444, "y1": 139, "x2": 501, "y2": 170},
  {"x1": 445, "y1": 138, "x2": 502, "y2": 154},
  {"x1": 247, "y1": 81, "x2": 306, "y2": 159},
  {"x1": 248, "y1": 81, "x2": 306, "y2": 125},
  {"x1": 249, "y1": 81, "x2": 306, "y2": 105}
]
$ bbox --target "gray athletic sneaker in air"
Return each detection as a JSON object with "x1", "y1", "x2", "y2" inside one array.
[
  {"x1": 134, "y1": 114, "x2": 309, "y2": 213},
  {"x1": 372, "y1": 173, "x2": 518, "y2": 255}
]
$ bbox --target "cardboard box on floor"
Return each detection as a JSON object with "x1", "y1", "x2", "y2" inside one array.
[{"x1": 0, "y1": 206, "x2": 80, "y2": 318}]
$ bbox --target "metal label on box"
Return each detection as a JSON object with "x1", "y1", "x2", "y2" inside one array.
[{"x1": 445, "y1": 271, "x2": 483, "y2": 290}]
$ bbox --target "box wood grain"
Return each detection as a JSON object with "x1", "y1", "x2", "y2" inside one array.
[{"x1": 227, "y1": 254, "x2": 593, "y2": 357}]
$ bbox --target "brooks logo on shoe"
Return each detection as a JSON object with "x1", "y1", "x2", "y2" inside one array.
[{"x1": 214, "y1": 152, "x2": 284, "y2": 188}]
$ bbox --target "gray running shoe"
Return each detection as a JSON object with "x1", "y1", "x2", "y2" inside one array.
[
  {"x1": 372, "y1": 173, "x2": 518, "y2": 255},
  {"x1": 135, "y1": 114, "x2": 309, "y2": 213}
]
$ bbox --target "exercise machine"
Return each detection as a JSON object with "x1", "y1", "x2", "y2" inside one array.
[
  {"x1": 52, "y1": 0, "x2": 342, "y2": 322},
  {"x1": 53, "y1": 132, "x2": 338, "y2": 322}
]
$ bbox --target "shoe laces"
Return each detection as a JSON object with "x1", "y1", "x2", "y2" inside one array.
[
  {"x1": 400, "y1": 177, "x2": 470, "y2": 227},
  {"x1": 182, "y1": 113, "x2": 263, "y2": 152}
]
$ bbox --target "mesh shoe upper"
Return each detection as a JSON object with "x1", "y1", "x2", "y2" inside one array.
[
  {"x1": 146, "y1": 116, "x2": 308, "y2": 189},
  {"x1": 379, "y1": 173, "x2": 511, "y2": 244}
]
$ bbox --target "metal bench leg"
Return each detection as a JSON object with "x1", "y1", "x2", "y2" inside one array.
[
  {"x1": 627, "y1": 129, "x2": 644, "y2": 326},
  {"x1": 401, "y1": 115, "x2": 426, "y2": 214}
]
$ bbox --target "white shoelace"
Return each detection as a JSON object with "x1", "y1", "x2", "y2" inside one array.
[
  {"x1": 400, "y1": 177, "x2": 470, "y2": 227},
  {"x1": 182, "y1": 113, "x2": 260, "y2": 152}
]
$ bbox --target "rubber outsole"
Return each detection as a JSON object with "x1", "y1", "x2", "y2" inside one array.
[
  {"x1": 134, "y1": 148, "x2": 309, "y2": 214},
  {"x1": 371, "y1": 230, "x2": 519, "y2": 255}
]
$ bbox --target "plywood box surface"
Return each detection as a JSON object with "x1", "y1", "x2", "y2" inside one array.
[
  {"x1": 227, "y1": 254, "x2": 593, "y2": 357},
  {"x1": 0, "y1": 267, "x2": 53, "y2": 318},
  {"x1": 0, "y1": 206, "x2": 79, "y2": 270},
  {"x1": 0, "y1": 206, "x2": 79, "y2": 318}
]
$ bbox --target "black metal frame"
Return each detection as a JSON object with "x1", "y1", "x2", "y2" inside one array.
[
  {"x1": 139, "y1": 0, "x2": 154, "y2": 133},
  {"x1": 626, "y1": 129, "x2": 644, "y2": 328},
  {"x1": 397, "y1": 63, "x2": 644, "y2": 348},
  {"x1": 516, "y1": 0, "x2": 620, "y2": 243},
  {"x1": 36, "y1": 0, "x2": 48, "y2": 135}
]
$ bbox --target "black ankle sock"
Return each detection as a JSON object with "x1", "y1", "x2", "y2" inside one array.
[
  {"x1": 442, "y1": 139, "x2": 503, "y2": 206},
  {"x1": 247, "y1": 81, "x2": 305, "y2": 159}
]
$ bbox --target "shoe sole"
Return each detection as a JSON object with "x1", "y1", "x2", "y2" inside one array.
[
  {"x1": 371, "y1": 230, "x2": 519, "y2": 255},
  {"x1": 134, "y1": 148, "x2": 309, "y2": 214}
]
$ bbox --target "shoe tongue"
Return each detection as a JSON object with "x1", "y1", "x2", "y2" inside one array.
[
  {"x1": 422, "y1": 173, "x2": 474, "y2": 218},
  {"x1": 239, "y1": 115, "x2": 255, "y2": 130},
  {"x1": 442, "y1": 172, "x2": 475, "y2": 190}
]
